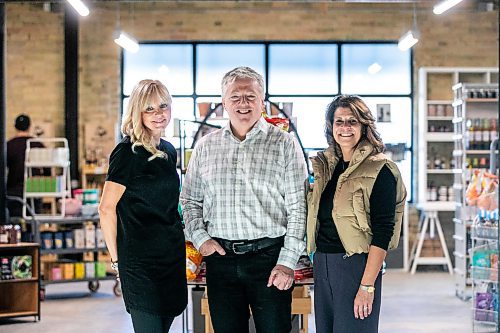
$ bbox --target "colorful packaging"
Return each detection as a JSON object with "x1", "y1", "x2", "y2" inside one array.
[
  {"x1": 64, "y1": 231, "x2": 74, "y2": 249},
  {"x1": 41, "y1": 232, "x2": 54, "y2": 249},
  {"x1": 95, "y1": 262, "x2": 107, "y2": 278},
  {"x1": 63, "y1": 263, "x2": 75, "y2": 280},
  {"x1": 51, "y1": 267, "x2": 62, "y2": 280},
  {"x1": 85, "y1": 262, "x2": 95, "y2": 279},
  {"x1": 11, "y1": 255, "x2": 32, "y2": 279},
  {"x1": 74, "y1": 262, "x2": 85, "y2": 279},
  {"x1": 186, "y1": 241, "x2": 203, "y2": 281},
  {"x1": 54, "y1": 232, "x2": 64, "y2": 249}
]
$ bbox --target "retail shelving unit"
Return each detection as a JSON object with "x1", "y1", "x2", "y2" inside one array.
[
  {"x1": 36, "y1": 216, "x2": 120, "y2": 299},
  {"x1": 0, "y1": 243, "x2": 40, "y2": 321},
  {"x1": 452, "y1": 82, "x2": 498, "y2": 300},
  {"x1": 415, "y1": 68, "x2": 497, "y2": 275},
  {"x1": 418, "y1": 67, "x2": 497, "y2": 210},
  {"x1": 470, "y1": 211, "x2": 498, "y2": 333},
  {"x1": 23, "y1": 138, "x2": 71, "y2": 220}
]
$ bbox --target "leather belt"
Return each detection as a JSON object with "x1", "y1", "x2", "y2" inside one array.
[{"x1": 213, "y1": 236, "x2": 284, "y2": 255}]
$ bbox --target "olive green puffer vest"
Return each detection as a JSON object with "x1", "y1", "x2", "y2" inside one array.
[{"x1": 306, "y1": 140, "x2": 407, "y2": 256}]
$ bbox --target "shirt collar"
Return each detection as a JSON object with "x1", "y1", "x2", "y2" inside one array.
[{"x1": 222, "y1": 116, "x2": 269, "y2": 140}]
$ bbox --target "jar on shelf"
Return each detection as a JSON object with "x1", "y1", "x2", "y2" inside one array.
[
  {"x1": 428, "y1": 104, "x2": 437, "y2": 117},
  {"x1": 445, "y1": 105, "x2": 453, "y2": 117},
  {"x1": 436, "y1": 104, "x2": 445, "y2": 117},
  {"x1": 438, "y1": 186, "x2": 448, "y2": 201}
]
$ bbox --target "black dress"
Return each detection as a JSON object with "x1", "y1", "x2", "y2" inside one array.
[
  {"x1": 106, "y1": 136, "x2": 187, "y2": 317},
  {"x1": 7, "y1": 136, "x2": 45, "y2": 216}
]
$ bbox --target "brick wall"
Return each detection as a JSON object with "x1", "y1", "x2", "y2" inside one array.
[{"x1": 5, "y1": 2, "x2": 499, "y2": 160}]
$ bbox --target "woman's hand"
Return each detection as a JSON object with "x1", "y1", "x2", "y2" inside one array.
[{"x1": 353, "y1": 286, "x2": 374, "y2": 320}]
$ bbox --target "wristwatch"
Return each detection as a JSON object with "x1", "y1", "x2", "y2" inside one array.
[{"x1": 360, "y1": 284, "x2": 375, "y2": 293}]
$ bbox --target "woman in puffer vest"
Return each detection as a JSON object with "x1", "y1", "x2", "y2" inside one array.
[{"x1": 307, "y1": 95, "x2": 406, "y2": 333}]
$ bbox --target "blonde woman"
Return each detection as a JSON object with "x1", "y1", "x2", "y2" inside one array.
[{"x1": 99, "y1": 79, "x2": 187, "y2": 332}]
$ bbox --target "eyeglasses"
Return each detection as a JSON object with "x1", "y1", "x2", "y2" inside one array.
[
  {"x1": 143, "y1": 103, "x2": 170, "y2": 115},
  {"x1": 333, "y1": 118, "x2": 360, "y2": 127}
]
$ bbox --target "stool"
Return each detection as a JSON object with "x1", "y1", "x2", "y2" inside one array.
[{"x1": 410, "y1": 204, "x2": 454, "y2": 274}]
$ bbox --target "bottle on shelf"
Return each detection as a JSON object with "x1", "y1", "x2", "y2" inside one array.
[
  {"x1": 474, "y1": 118, "x2": 482, "y2": 150},
  {"x1": 479, "y1": 157, "x2": 489, "y2": 169},
  {"x1": 465, "y1": 118, "x2": 473, "y2": 150},
  {"x1": 434, "y1": 155, "x2": 443, "y2": 169},
  {"x1": 481, "y1": 119, "x2": 490, "y2": 150},
  {"x1": 489, "y1": 118, "x2": 498, "y2": 144}
]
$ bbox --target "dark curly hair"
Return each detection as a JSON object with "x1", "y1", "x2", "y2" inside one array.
[{"x1": 325, "y1": 95, "x2": 385, "y2": 157}]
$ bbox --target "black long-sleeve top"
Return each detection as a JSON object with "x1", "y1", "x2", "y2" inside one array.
[{"x1": 316, "y1": 162, "x2": 396, "y2": 253}]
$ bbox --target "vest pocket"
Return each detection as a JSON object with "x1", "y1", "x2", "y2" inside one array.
[{"x1": 352, "y1": 191, "x2": 371, "y2": 233}]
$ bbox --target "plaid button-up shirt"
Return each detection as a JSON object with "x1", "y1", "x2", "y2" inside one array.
[{"x1": 180, "y1": 117, "x2": 308, "y2": 269}]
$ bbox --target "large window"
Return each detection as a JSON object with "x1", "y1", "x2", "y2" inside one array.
[{"x1": 122, "y1": 42, "x2": 413, "y2": 200}]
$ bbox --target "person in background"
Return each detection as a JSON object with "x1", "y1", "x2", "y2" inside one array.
[
  {"x1": 180, "y1": 66, "x2": 308, "y2": 333},
  {"x1": 307, "y1": 95, "x2": 406, "y2": 333},
  {"x1": 98, "y1": 79, "x2": 187, "y2": 333},
  {"x1": 6, "y1": 114, "x2": 44, "y2": 217}
]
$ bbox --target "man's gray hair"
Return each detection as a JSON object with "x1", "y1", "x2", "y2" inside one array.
[{"x1": 221, "y1": 66, "x2": 265, "y2": 97}]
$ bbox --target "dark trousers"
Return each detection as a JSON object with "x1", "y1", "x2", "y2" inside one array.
[
  {"x1": 313, "y1": 252, "x2": 382, "y2": 333},
  {"x1": 130, "y1": 308, "x2": 175, "y2": 333},
  {"x1": 205, "y1": 245, "x2": 293, "y2": 333}
]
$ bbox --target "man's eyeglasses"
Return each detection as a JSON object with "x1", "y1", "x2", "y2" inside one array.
[
  {"x1": 334, "y1": 118, "x2": 360, "y2": 127},
  {"x1": 143, "y1": 103, "x2": 170, "y2": 115}
]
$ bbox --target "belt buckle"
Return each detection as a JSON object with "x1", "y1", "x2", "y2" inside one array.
[{"x1": 231, "y1": 241, "x2": 246, "y2": 254}]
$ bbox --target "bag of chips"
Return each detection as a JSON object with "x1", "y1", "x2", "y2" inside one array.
[{"x1": 185, "y1": 241, "x2": 203, "y2": 281}]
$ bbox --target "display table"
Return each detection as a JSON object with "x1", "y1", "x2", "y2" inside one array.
[{"x1": 190, "y1": 278, "x2": 313, "y2": 333}]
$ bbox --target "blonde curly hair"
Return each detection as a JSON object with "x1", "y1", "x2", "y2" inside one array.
[{"x1": 121, "y1": 79, "x2": 172, "y2": 161}]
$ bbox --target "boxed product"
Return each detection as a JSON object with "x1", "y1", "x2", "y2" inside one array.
[
  {"x1": 95, "y1": 262, "x2": 106, "y2": 278},
  {"x1": 64, "y1": 230, "x2": 74, "y2": 249},
  {"x1": 84, "y1": 223, "x2": 96, "y2": 249},
  {"x1": 74, "y1": 229, "x2": 85, "y2": 249},
  {"x1": 41, "y1": 232, "x2": 54, "y2": 249},
  {"x1": 51, "y1": 266, "x2": 62, "y2": 281},
  {"x1": 96, "y1": 229, "x2": 106, "y2": 248},
  {"x1": 74, "y1": 262, "x2": 85, "y2": 279},
  {"x1": 62, "y1": 263, "x2": 75, "y2": 280},
  {"x1": 11, "y1": 255, "x2": 32, "y2": 279},
  {"x1": 1, "y1": 257, "x2": 13, "y2": 280},
  {"x1": 85, "y1": 262, "x2": 95, "y2": 279},
  {"x1": 53, "y1": 232, "x2": 64, "y2": 249}
]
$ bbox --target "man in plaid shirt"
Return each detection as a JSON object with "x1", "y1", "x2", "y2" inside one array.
[{"x1": 180, "y1": 66, "x2": 308, "y2": 333}]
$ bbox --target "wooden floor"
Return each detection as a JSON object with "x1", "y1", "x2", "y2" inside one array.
[{"x1": 0, "y1": 271, "x2": 475, "y2": 333}]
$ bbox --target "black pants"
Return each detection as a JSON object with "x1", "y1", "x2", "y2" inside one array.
[
  {"x1": 130, "y1": 308, "x2": 175, "y2": 333},
  {"x1": 313, "y1": 252, "x2": 382, "y2": 333},
  {"x1": 205, "y1": 245, "x2": 293, "y2": 333}
]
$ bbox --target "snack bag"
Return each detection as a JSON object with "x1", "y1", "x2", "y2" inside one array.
[
  {"x1": 466, "y1": 169, "x2": 482, "y2": 206},
  {"x1": 185, "y1": 241, "x2": 203, "y2": 281},
  {"x1": 476, "y1": 173, "x2": 498, "y2": 211},
  {"x1": 262, "y1": 111, "x2": 290, "y2": 132}
]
